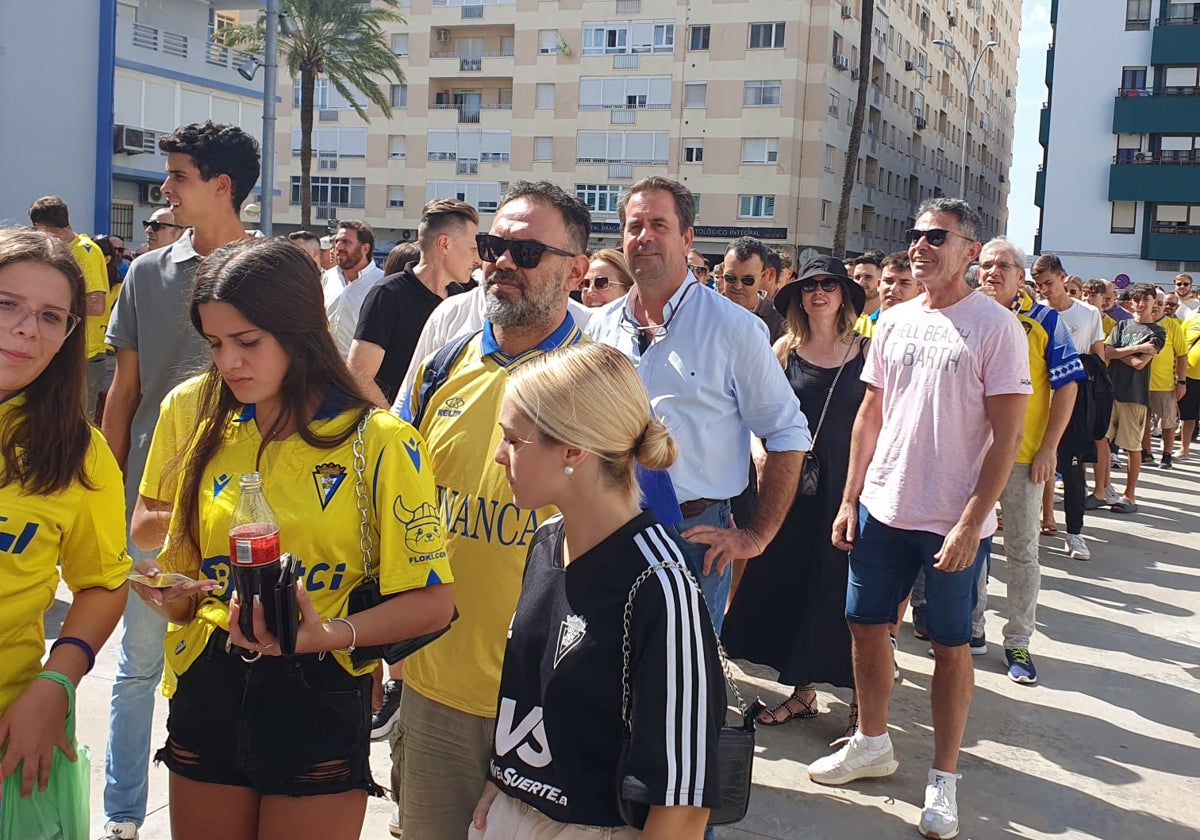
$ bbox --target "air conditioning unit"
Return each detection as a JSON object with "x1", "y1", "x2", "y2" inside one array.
[
  {"x1": 948, "y1": 14, "x2": 957, "y2": 27},
  {"x1": 999, "y1": 173, "x2": 1006, "y2": 182},
  {"x1": 437, "y1": 29, "x2": 451, "y2": 44},
  {"x1": 915, "y1": 116, "x2": 928, "y2": 130},
  {"x1": 905, "y1": 59, "x2": 915, "y2": 71},
  {"x1": 140, "y1": 183, "x2": 169, "y2": 205},
  {"x1": 115, "y1": 125, "x2": 147, "y2": 155},
  {"x1": 399, "y1": 229, "x2": 414, "y2": 241},
  {"x1": 834, "y1": 54, "x2": 849, "y2": 70},
  {"x1": 851, "y1": 69, "x2": 861, "y2": 80},
  {"x1": 841, "y1": 4, "x2": 853, "y2": 18}
]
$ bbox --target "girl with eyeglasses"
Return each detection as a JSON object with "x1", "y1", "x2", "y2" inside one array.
[
  {"x1": 723, "y1": 255, "x2": 870, "y2": 740},
  {"x1": 0, "y1": 229, "x2": 130, "y2": 805},
  {"x1": 579, "y1": 248, "x2": 634, "y2": 308}
]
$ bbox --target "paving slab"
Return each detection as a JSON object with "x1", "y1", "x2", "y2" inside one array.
[{"x1": 62, "y1": 454, "x2": 1200, "y2": 839}]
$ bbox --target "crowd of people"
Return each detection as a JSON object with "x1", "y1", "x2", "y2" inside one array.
[{"x1": 1, "y1": 117, "x2": 1196, "y2": 840}]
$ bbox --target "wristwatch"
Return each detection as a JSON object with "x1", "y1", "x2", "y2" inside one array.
[{"x1": 1179, "y1": 380, "x2": 1188, "y2": 385}]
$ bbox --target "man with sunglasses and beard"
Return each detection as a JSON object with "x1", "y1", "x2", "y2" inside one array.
[
  {"x1": 586, "y1": 176, "x2": 809, "y2": 635},
  {"x1": 393, "y1": 181, "x2": 592, "y2": 840},
  {"x1": 143, "y1": 207, "x2": 185, "y2": 251},
  {"x1": 813, "y1": 198, "x2": 1029, "y2": 840}
]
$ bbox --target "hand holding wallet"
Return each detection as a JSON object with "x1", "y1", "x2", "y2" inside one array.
[{"x1": 272, "y1": 553, "x2": 301, "y2": 656}]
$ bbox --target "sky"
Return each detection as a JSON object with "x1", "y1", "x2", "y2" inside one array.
[{"x1": 1006, "y1": 0, "x2": 1054, "y2": 254}]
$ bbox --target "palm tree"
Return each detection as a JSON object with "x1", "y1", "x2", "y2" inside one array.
[
  {"x1": 834, "y1": 0, "x2": 874, "y2": 259},
  {"x1": 221, "y1": 0, "x2": 406, "y2": 228}
]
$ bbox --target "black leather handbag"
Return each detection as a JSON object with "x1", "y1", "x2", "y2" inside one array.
[
  {"x1": 346, "y1": 411, "x2": 456, "y2": 669},
  {"x1": 614, "y1": 560, "x2": 764, "y2": 828}
]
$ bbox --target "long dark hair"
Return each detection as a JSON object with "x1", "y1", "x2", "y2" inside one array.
[
  {"x1": 167, "y1": 237, "x2": 371, "y2": 573},
  {"x1": 93, "y1": 236, "x2": 123, "y2": 289},
  {"x1": 0, "y1": 229, "x2": 91, "y2": 494}
]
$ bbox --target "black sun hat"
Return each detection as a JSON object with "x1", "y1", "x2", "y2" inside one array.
[{"x1": 774, "y1": 255, "x2": 867, "y2": 317}]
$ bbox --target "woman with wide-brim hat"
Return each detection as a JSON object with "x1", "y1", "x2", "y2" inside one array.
[{"x1": 723, "y1": 255, "x2": 871, "y2": 743}]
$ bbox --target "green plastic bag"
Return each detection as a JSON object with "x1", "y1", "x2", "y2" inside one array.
[{"x1": 0, "y1": 671, "x2": 90, "y2": 840}]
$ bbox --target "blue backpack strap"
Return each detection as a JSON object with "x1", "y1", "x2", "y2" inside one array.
[{"x1": 411, "y1": 330, "x2": 479, "y2": 429}]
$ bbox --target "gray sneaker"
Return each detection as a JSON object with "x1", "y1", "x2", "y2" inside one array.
[
  {"x1": 1065, "y1": 533, "x2": 1091, "y2": 560},
  {"x1": 919, "y1": 771, "x2": 961, "y2": 839},
  {"x1": 103, "y1": 823, "x2": 140, "y2": 840},
  {"x1": 809, "y1": 733, "x2": 899, "y2": 785}
]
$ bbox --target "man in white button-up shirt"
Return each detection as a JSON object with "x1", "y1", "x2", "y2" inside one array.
[
  {"x1": 586, "y1": 176, "x2": 810, "y2": 632},
  {"x1": 322, "y1": 220, "x2": 385, "y2": 356}
]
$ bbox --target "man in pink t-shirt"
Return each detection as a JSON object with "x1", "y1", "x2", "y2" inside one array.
[{"x1": 809, "y1": 198, "x2": 1031, "y2": 840}]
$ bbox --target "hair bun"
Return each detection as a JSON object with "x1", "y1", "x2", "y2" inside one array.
[{"x1": 634, "y1": 417, "x2": 677, "y2": 471}]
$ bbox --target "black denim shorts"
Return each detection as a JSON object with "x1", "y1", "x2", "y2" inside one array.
[{"x1": 156, "y1": 630, "x2": 381, "y2": 797}]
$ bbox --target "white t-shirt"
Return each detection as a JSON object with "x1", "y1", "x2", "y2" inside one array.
[
  {"x1": 322, "y1": 262, "x2": 385, "y2": 357},
  {"x1": 860, "y1": 292, "x2": 1032, "y2": 537},
  {"x1": 1054, "y1": 299, "x2": 1106, "y2": 355},
  {"x1": 1176, "y1": 297, "x2": 1200, "y2": 320}
]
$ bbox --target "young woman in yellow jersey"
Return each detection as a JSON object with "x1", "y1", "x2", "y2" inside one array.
[
  {"x1": 0, "y1": 229, "x2": 130, "y2": 798},
  {"x1": 131, "y1": 238, "x2": 454, "y2": 840}
]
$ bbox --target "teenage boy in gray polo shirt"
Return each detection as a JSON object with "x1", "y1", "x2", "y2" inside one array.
[{"x1": 99, "y1": 121, "x2": 259, "y2": 840}]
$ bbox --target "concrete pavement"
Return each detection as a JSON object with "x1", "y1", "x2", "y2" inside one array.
[{"x1": 57, "y1": 453, "x2": 1200, "y2": 839}]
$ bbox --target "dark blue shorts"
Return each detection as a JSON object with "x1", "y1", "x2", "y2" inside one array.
[{"x1": 846, "y1": 506, "x2": 986, "y2": 647}]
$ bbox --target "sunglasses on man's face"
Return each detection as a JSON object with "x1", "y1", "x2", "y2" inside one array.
[
  {"x1": 688, "y1": 264, "x2": 709, "y2": 276},
  {"x1": 799, "y1": 278, "x2": 841, "y2": 294},
  {"x1": 143, "y1": 220, "x2": 184, "y2": 232},
  {"x1": 580, "y1": 275, "x2": 627, "y2": 291},
  {"x1": 476, "y1": 233, "x2": 575, "y2": 269},
  {"x1": 905, "y1": 227, "x2": 975, "y2": 247},
  {"x1": 722, "y1": 273, "x2": 758, "y2": 287}
]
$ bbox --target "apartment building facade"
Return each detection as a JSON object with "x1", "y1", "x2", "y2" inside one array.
[
  {"x1": 110, "y1": 0, "x2": 264, "y2": 242},
  {"x1": 1036, "y1": 0, "x2": 1200, "y2": 283},
  {"x1": 268, "y1": 0, "x2": 1021, "y2": 261}
]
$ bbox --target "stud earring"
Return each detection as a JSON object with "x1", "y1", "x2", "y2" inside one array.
[{"x1": 564, "y1": 466, "x2": 574, "y2": 476}]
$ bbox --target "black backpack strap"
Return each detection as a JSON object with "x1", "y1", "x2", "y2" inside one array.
[{"x1": 411, "y1": 330, "x2": 479, "y2": 429}]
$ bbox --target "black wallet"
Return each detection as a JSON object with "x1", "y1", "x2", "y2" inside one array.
[{"x1": 272, "y1": 553, "x2": 301, "y2": 657}]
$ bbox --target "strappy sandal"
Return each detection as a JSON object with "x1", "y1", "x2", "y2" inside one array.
[
  {"x1": 829, "y1": 702, "x2": 859, "y2": 748},
  {"x1": 756, "y1": 686, "x2": 818, "y2": 726}
]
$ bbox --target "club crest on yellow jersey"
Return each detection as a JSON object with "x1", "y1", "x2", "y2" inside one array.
[{"x1": 313, "y1": 462, "x2": 348, "y2": 510}]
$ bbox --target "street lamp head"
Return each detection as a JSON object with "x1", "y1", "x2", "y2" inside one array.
[
  {"x1": 985, "y1": 40, "x2": 999, "y2": 48},
  {"x1": 932, "y1": 38, "x2": 951, "y2": 46},
  {"x1": 236, "y1": 55, "x2": 261, "y2": 81}
]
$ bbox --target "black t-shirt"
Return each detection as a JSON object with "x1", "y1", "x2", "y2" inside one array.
[
  {"x1": 490, "y1": 512, "x2": 725, "y2": 826},
  {"x1": 754, "y1": 295, "x2": 787, "y2": 344},
  {"x1": 1107, "y1": 319, "x2": 1165, "y2": 406},
  {"x1": 353, "y1": 265, "x2": 442, "y2": 402}
]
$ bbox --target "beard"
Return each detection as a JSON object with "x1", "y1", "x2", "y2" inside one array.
[{"x1": 484, "y1": 266, "x2": 564, "y2": 328}]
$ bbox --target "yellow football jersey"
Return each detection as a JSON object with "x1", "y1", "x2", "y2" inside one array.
[
  {"x1": 1149, "y1": 317, "x2": 1187, "y2": 392},
  {"x1": 68, "y1": 234, "x2": 111, "y2": 360},
  {"x1": 154, "y1": 399, "x2": 452, "y2": 679},
  {"x1": 0, "y1": 395, "x2": 129, "y2": 714}
]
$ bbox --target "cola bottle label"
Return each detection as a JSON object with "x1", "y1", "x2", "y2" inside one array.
[{"x1": 230, "y1": 523, "x2": 281, "y2": 566}]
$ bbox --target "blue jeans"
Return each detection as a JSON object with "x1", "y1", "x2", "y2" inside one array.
[
  {"x1": 104, "y1": 543, "x2": 167, "y2": 826},
  {"x1": 668, "y1": 499, "x2": 733, "y2": 635}
]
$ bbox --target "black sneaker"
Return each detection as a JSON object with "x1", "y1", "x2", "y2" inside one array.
[
  {"x1": 1142, "y1": 449, "x2": 1156, "y2": 465},
  {"x1": 1162, "y1": 453, "x2": 1173, "y2": 470},
  {"x1": 912, "y1": 605, "x2": 929, "y2": 640},
  {"x1": 371, "y1": 680, "x2": 403, "y2": 741}
]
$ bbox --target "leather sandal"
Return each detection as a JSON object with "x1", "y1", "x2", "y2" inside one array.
[
  {"x1": 756, "y1": 686, "x2": 818, "y2": 726},
  {"x1": 829, "y1": 702, "x2": 860, "y2": 748}
]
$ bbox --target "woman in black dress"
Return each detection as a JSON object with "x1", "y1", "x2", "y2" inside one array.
[{"x1": 723, "y1": 255, "x2": 868, "y2": 738}]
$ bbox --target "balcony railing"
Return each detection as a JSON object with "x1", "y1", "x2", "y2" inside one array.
[
  {"x1": 578, "y1": 103, "x2": 670, "y2": 111},
  {"x1": 1117, "y1": 86, "x2": 1200, "y2": 97},
  {"x1": 457, "y1": 159, "x2": 479, "y2": 174},
  {"x1": 1113, "y1": 151, "x2": 1200, "y2": 165},
  {"x1": 460, "y1": 57, "x2": 482, "y2": 71},
  {"x1": 1156, "y1": 5, "x2": 1200, "y2": 25},
  {"x1": 613, "y1": 54, "x2": 640, "y2": 69},
  {"x1": 462, "y1": 5, "x2": 484, "y2": 18},
  {"x1": 1151, "y1": 222, "x2": 1200, "y2": 235},
  {"x1": 609, "y1": 163, "x2": 634, "y2": 178},
  {"x1": 611, "y1": 109, "x2": 637, "y2": 124}
]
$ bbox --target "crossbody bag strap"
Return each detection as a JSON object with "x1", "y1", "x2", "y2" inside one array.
[
  {"x1": 619, "y1": 560, "x2": 745, "y2": 733},
  {"x1": 352, "y1": 409, "x2": 377, "y2": 583},
  {"x1": 807, "y1": 334, "x2": 858, "y2": 449}
]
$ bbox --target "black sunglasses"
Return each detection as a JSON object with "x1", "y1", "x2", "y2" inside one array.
[
  {"x1": 905, "y1": 227, "x2": 975, "y2": 247},
  {"x1": 580, "y1": 275, "x2": 627, "y2": 291},
  {"x1": 798, "y1": 278, "x2": 841, "y2": 293},
  {"x1": 722, "y1": 273, "x2": 758, "y2": 287},
  {"x1": 476, "y1": 233, "x2": 575, "y2": 269},
  {"x1": 688, "y1": 264, "x2": 709, "y2": 276},
  {"x1": 143, "y1": 220, "x2": 184, "y2": 231}
]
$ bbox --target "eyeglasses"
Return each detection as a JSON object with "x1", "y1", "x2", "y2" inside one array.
[
  {"x1": 476, "y1": 233, "x2": 576, "y2": 269},
  {"x1": 0, "y1": 293, "x2": 81, "y2": 342},
  {"x1": 1175, "y1": 281, "x2": 1191, "y2": 287},
  {"x1": 143, "y1": 220, "x2": 184, "y2": 232},
  {"x1": 580, "y1": 275, "x2": 628, "y2": 292},
  {"x1": 1165, "y1": 302, "x2": 1178, "y2": 309},
  {"x1": 618, "y1": 280, "x2": 697, "y2": 342},
  {"x1": 688, "y1": 264, "x2": 709, "y2": 277},
  {"x1": 798, "y1": 278, "x2": 842, "y2": 294},
  {"x1": 905, "y1": 227, "x2": 976, "y2": 247},
  {"x1": 722, "y1": 273, "x2": 759, "y2": 287},
  {"x1": 982, "y1": 261, "x2": 1021, "y2": 274}
]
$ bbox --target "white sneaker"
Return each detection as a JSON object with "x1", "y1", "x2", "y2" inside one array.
[
  {"x1": 1103, "y1": 485, "x2": 1122, "y2": 506},
  {"x1": 808, "y1": 733, "x2": 899, "y2": 785},
  {"x1": 1065, "y1": 533, "x2": 1091, "y2": 561},
  {"x1": 919, "y1": 770, "x2": 961, "y2": 839},
  {"x1": 103, "y1": 822, "x2": 140, "y2": 840}
]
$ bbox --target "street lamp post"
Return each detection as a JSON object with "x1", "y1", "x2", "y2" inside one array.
[
  {"x1": 236, "y1": 0, "x2": 282, "y2": 235},
  {"x1": 933, "y1": 38, "x2": 997, "y2": 201}
]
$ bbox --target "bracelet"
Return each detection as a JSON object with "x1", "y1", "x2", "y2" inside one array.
[
  {"x1": 329, "y1": 617, "x2": 357, "y2": 653},
  {"x1": 50, "y1": 636, "x2": 96, "y2": 674},
  {"x1": 1178, "y1": 380, "x2": 1188, "y2": 385}
]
